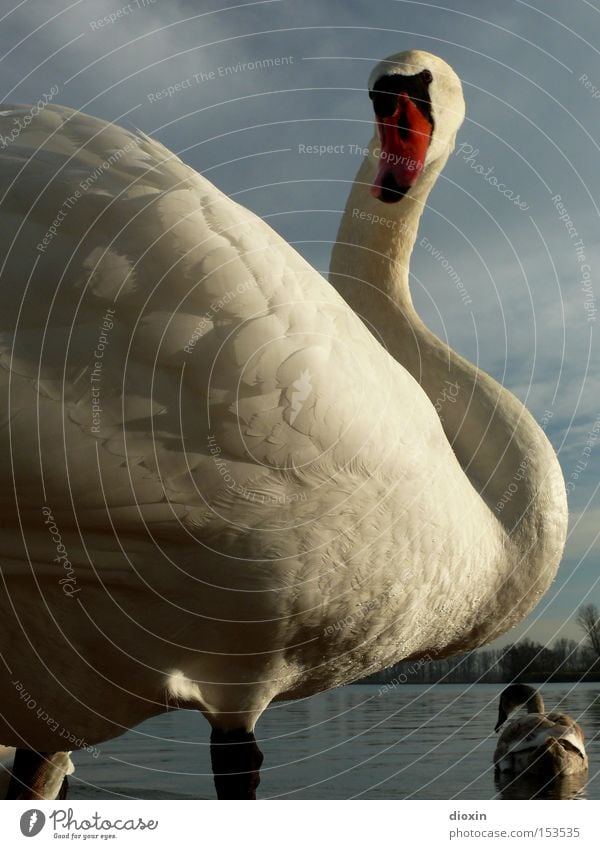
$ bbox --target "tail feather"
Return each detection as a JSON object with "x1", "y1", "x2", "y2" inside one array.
[{"x1": 534, "y1": 737, "x2": 585, "y2": 777}]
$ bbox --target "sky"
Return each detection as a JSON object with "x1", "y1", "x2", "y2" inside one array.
[{"x1": 1, "y1": 0, "x2": 598, "y2": 651}]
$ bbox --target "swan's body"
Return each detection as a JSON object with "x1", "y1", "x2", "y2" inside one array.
[
  {"x1": 0, "y1": 747, "x2": 73, "y2": 798},
  {"x1": 0, "y1": 50, "x2": 567, "y2": 797},
  {"x1": 494, "y1": 685, "x2": 587, "y2": 777}
]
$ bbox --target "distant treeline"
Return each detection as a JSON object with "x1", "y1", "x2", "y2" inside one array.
[{"x1": 358, "y1": 638, "x2": 600, "y2": 684}]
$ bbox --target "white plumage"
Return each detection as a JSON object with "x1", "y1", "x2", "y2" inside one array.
[{"x1": 0, "y1": 52, "x2": 567, "y2": 786}]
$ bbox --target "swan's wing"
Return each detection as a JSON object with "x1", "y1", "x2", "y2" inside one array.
[
  {"x1": 495, "y1": 714, "x2": 587, "y2": 765},
  {"x1": 546, "y1": 712, "x2": 586, "y2": 747},
  {"x1": 0, "y1": 103, "x2": 439, "y2": 539}
]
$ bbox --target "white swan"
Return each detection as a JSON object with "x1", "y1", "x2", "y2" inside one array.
[
  {"x1": 0, "y1": 50, "x2": 567, "y2": 799},
  {"x1": 0, "y1": 746, "x2": 73, "y2": 799},
  {"x1": 494, "y1": 684, "x2": 588, "y2": 777}
]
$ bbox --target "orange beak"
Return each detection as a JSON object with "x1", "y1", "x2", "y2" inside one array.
[{"x1": 372, "y1": 91, "x2": 433, "y2": 203}]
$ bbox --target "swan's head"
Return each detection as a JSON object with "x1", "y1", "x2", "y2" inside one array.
[
  {"x1": 495, "y1": 684, "x2": 545, "y2": 732},
  {"x1": 368, "y1": 50, "x2": 465, "y2": 203}
]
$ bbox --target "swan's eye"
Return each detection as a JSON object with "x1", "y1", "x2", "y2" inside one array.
[{"x1": 421, "y1": 69, "x2": 433, "y2": 84}]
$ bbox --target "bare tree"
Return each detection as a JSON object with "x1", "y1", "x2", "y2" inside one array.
[
  {"x1": 498, "y1": 639, "x2": 545, "y2": 682},
  {"x1": 576, "y1": 604, "x2": 600, "y2": 658},
  {"x1": 552, "y1": 638, "x2": 580, "y2": 674}
]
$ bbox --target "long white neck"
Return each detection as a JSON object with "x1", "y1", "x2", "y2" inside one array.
[{"x1": 330, "y1": 138, "x2": 567, "y2": 626}]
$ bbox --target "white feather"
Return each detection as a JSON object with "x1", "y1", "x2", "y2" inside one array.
[{"x1": 0, "y1": 55, "x2": 566, "y2": 755}]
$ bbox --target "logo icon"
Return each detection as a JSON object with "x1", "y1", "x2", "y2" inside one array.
[{"x1": 20, "y1": 810, "x2": 45, "y2": 837}]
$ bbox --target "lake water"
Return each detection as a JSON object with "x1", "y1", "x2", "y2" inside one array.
[{"x1": 68, "y1": 683, "x2": 600, "y2": 800}]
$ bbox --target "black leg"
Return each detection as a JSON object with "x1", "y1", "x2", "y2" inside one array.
[
  {"x1": 6, "y1": 749, "x2": 69, "y2": 800},
  {"x1": 210, "y1": 728, "x2": 264, "y2": 799},
  {"x1": 58, "y1": 774, "x2": 69, "y2": 800}
]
